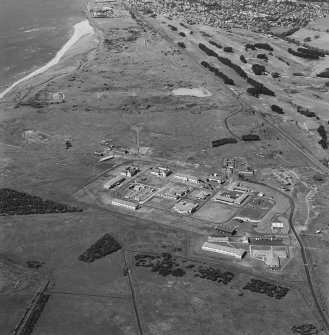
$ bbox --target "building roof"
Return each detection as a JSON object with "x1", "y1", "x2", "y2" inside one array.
[
  {"x1": 174, "y1": 173, "x2": 199, "y2": 181},
  {"x1": 111, "y1": 198, "x2": 137, "y2": 208},
  {"x1": 202, "y1": 242, "x2": 245, "y2": 256},
  {"x1": 160, "y1": 185, "x2": 189, "y2": 197},
  {"x1": 104, "y1": 176, "x2": 125, "y2": 188},
  {"x1": 249, "y1": 238, "x2": 285, "y2": 246},
  {"x1": 174, "y1": 200, "x2": 198, "y2": 212}
]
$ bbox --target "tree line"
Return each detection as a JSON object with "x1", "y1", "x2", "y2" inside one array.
[
  {"x1": 199, "y1": 43, "x2": 275, "y2": 97},
  {"x1": 241, "y1": 134, "x2": 261, "y2": 141},
  {"x1": 209, "y1": 40, "x2": 222, "y2": 49},
  {"x1": 0, "y1": 188, "x2": 82, "y2": 216},
  {"x1": 317, "y1": 125, "x2": 328, "y2": 150},
  {"x1": 78, "y1": 233, "x2": 122, "y2": 263},
  {"x1": 245, "y1": 43, "x2": 273, "y2": 51},
  {"x1": 288, "y1": 47, "x2": 322, "y2": 60},
  {"x1": 212, "y1": 138, "x2": 238, "y2": 147},
  {"x1": 252, "y1": 64, "x2": 266, "y2": 75},
  {"x1": 243, "y1": 279, "x2": 289, "y2": 299},
  {"x1": 297, "y1": 106, "x2": 317, "y2": 118},
  {"x1": 201, "y1": 61, "x2": 235, "y2": 85},
  {"x1": 135, "y1": 253, "x2": 185, "y2": 277},
  {"x1": 271, "y1": 104, "x2": 284, "y2": 114}
]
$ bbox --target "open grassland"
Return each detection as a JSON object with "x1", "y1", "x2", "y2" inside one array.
[
  {"x1": 193, "y1": 201, "x2": 238, "y2": 223},
  {"x1": 2, "y1": 3, "x2": 329, "y2": 334},
  {"x1": 128, "y1": 252, "x2": 322, "y2": 335},
  {"x1": 33, "y1": 295, "x2": 139, "y2": 335},
  {"x1": 0, "y1": 262, "x2": 47, "y2": 334}
]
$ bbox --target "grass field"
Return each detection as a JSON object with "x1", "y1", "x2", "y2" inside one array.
[
  {"x1": 129, "y1": 251, "x2": 322, "y2": 335},
  {"x1": 33, "y1": 295, "x2": 139, "y2": 335},
  {"x1": 2, "y1": 3, "x2": 329, "y2": 334},
  {"x1": 193, "y1": 201, "x2": 239, "y2": 223}
]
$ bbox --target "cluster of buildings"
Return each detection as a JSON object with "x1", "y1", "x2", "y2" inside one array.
[
  {"x1": 213, "y1": 183, "x2": 251, "y2": 205},
  {"x1": 159, "y1": 184, "x2": 190, "y2": 200},
  {"x1": 249, "y1": 237, "x2": 288, "y2": 269},
  {"x1": 127, "y1": 0, "x2": 329, "y2": 32},
  {"x1": 104, "y1": 176, "x2": 125, "y2": 189},
  {"x1": 173, "y1": 199, "x2": 198, "y2": 214},
  {"x1": 35, "y1": 91, "x2": 65, "y2": 104},
  {"x1": 202, "y1": 234, "x2": 288, "y2": 269},
  {"x1": 272, "y1": 169, "x2": 294, "y2": 191},
  {"x1": 89, "y1": 0, "x2": 117, "y2": 18},
  {"x1": 150, "y1": 166, "x2": 172, "y2": 177},
  {"x1": 124, "y1": 183, "x2": 158, "y2": 203},
  {"x1": 121, "y1": 165, "x2": 140, "y2": 177}
]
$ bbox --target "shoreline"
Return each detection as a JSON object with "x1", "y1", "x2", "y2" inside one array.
[{"x1": 0, "y1": 20, "x2": 95, "y2": 100}]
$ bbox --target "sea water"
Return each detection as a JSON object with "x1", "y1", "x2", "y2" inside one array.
[{"x1": 0, "y1": 0, "x2": 85, "y2": 92}]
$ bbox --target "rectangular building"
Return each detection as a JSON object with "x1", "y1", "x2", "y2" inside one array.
[
  {"x1": 174, "y1": 173, "x2": 200, "y2": 184},
  {"x1": 202, "y1": 242, "x2": 246, "y2": 259},
  {"x1": 99, "y1": 155, "x2": 114, "y2": 162},
  {"x1": 208, "y1": 175, "x2": 225, "y2": 184},
  {"x1": 120, "y1": 166, "x2": 139, "y2": 177},
  {"x1": 173, "y1": 200, "x2": 198, "y2": 214},
  {"x1": 111, "y1": 198, "x2": 138, "y2": 210},
  {"x1": 159, "y1": 185, "x2": 189, "y2": 200},
  {"x1": 150, "y1": 167, "x2": 172, "y2": 177},
  {"x1": 208, "y1": 236, "x2": 230, "y2": 243},
  {"x1": 104, "y1": 176, "x2": 125, "y2": 189}
]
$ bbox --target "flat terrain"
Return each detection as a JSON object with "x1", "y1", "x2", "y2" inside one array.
[{"x1": 2, "y1": 1, "x2": 329, "y2": 334}]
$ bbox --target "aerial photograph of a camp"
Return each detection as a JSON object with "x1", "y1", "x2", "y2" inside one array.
[{"x1": 2, "y1": 0, "x2": 329, "y2": 334}]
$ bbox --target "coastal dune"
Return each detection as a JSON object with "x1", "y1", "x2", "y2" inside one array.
[{"x1": 0, "y1": 20, "x2": 94, "y2": 99}]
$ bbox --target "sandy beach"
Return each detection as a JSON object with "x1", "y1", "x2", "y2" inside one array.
[{"x1": 0, "y1": 20, "x2": 95, "y2": 99}]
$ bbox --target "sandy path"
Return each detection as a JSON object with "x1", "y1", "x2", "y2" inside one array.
[{"x1": 0, "y1": 20, "x2": 95, "y2": 99}]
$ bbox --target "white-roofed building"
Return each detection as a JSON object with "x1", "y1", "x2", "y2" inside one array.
[{"x1": 202, "y1": 242, "x2": 246, "y2": 259}]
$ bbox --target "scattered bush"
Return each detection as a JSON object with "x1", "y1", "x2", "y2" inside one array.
[
  {"x1": 27, "y1": 260, "x2": 44, "y2": 269},
  {"x1": 179, "y1": 31, "x2": 186, "y2": 37},
  {"x1": 78, "y1": 233, "x2": 122, "y2": 263},
  {"x1": 246, "y1": 43, "x2": 273, "y2": 51},
  {"x1": 288, "y1": 48, "x2": 319, "y2": 60},
  {"x1": 316, "y1": 70, "x2": 329, "y2": 78},
  {"x1": 240, "y1": 55, "x2": 247, "y2": 63},
  {"x1": 271, "y1": 104, "x2": 284, "y2": 114},
  {"x1": 0, "y1": 188, "x2": 82, "y2": 216},
  {"x1": 271, "y1": 72, "x2": 280, "y2": 78},
  {"x1": 224, "y1": 46, "x2": 233, "y2": 52},
  {"x1": 291, "y1": 323, "x2": 318, "y2": 335},
  {"x1": 209, "y1": 40, "x2": 222, "y2": 49},
  {"x1": 241, "y1": 134, "x2": 261, "y2": 141},
  {"x1": 252, "y1": 64, "x2": 266, "y2": 75},
  {"x1": 177, "y1": 42, "x2": 186, "y2": 48},
  {"x1": 168, "y1": 24, "x2": 177, "y2": 31},
  {"x1": 135, "y1": 253, "x2": 186, "y2": 277},
  {"x1": 297, "y1": 106, "x2": 316, "y2": 117},
  {"x1": 194, "y1": 265, "x2": 234, "y2": 284},
  {"x1": 257, "y1": 53, "x2": 268, "y2": 61},
  {"x1": 243, "y1": 279, "x2": 289, "y2": 299},
  {"x1": 212, "y1": 138, "x2": 238, "y2": 147},
  {"x1": 317, "y1": 125, "x2": 328, "y2": 149}
]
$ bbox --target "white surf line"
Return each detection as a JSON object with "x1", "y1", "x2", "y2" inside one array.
[{"x1": 0, "y1": 20, "x2": 94, "y2": 99}]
